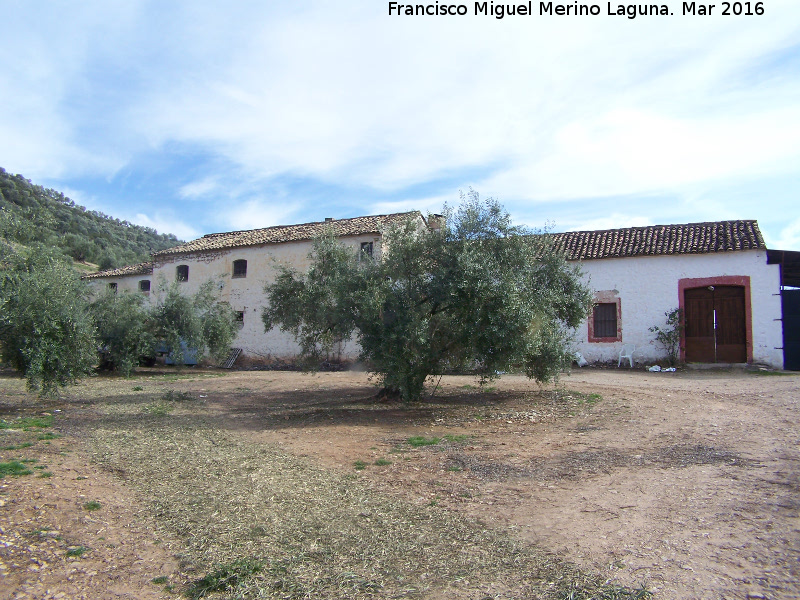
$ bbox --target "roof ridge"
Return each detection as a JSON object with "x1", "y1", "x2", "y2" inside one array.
[
  {"x1": 81, "y1": 261, "x2": 153, "y2": 280},
  {"x1": 152, "y1": 210, "x2": 424, "y2": 257},
  {"x1": 199, "y1": 210, "x2": 423, "y2": 239},
  {"x1": 550, "y1": 219, "x2": 765, "y2": 260},
  {"x1": 551, "y1": 219, "x2": 759, "y2": 236},
  {"x1": 85, "y1": 218, "x2": 766, "y2": 277}
]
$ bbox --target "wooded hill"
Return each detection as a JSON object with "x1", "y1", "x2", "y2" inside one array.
[{"x1": 0, "y1": 167, "x2": 182, "y2": 270}]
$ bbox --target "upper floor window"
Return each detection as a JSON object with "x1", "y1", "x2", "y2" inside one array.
[
  {"x1": 176, "y1": 265, "x2": 189, "y2": 282},
  {"x1": 360, "y1": 241, "x2": 374, "y2": 260},
  {"x1": 108, "y1": 282, "x2": 118, "y2": 293},
  {"x1": 139, "y1": 279, "x2": 151, "y2": 293},
  {"x1": 232, "y1": 259, "x2": 247, "y2": 278}
]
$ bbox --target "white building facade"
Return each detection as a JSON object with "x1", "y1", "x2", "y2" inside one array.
[
  {"x1": 84, "y1": 212, "x2": 422, "y2": 362},
  {"x1": 83, "y1": 216, "x2": 786, "y2": 369}
]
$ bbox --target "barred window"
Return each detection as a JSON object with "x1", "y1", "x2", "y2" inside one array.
[
  {"x1": 592, "y1": 303, "x2": 618, "y2": 339},
  {"x1": 232, "y1": 259, "x2": 247, "y2": 278},
  {"x1": 176, "y1": 265, "x2": 189, "y2": 282}
]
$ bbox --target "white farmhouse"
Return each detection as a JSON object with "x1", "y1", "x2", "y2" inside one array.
[
  {"x1": 549, "y1": 220, "x2": 783, "y2": 367},
  {"x1": 83, "y1": 215, "x2": 791, "y2": 370},
  {"x1": 84, "y1": 212, "x2": 425, "y2": 362}
]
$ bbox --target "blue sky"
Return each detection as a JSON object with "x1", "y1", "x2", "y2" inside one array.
[{"x1": 1, "y1": 1, "x2": 799, "y2": 249}]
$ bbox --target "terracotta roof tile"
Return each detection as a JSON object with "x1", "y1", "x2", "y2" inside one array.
[
  {"x1": 549, "y1": 220, "x2": 765, "y2": 261},
  {"x1": 152, "y1": 211, "x2": 423, "y2": 257},
  {"x1": 81, "y1": 262, "x2": 153, "y2": 280},
  {"x1": 83, "y1": 218, "x2": 766, "y2": 278}
]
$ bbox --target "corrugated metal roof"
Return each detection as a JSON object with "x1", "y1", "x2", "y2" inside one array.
[
  {"x1": 549, "y1": 220, "x2": 765, "y2": 261},
  {"x1": 151, "y1": 211, "x2": 423, "y2": 258}
]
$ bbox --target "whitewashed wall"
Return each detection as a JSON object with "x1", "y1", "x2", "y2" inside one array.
[
  {"x1": 148, "y1": 234, "x2": 381, "y2": 360},
  {"x1": 86, "y1": 246, "x2": 785, "y2": 369},
  {"x1": 573, "y1": 250, "x2": 783, "y2": 368},
  {"x1": 86, "y1": 275, "x2": 150, "y2": 297}
]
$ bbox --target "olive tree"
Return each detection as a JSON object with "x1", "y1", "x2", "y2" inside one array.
[
  {"x1": 263, "y1": 193, "x2": 592, "y2": 401},
  {"x1": 91, "y1": 289, "x2": 155, "y2": 376},
  {"x1": 150, "y1": 279, "x2": 238, "y2": 365},
  {"x1": 0, "y1": 245, "x2": 97, "y2": 396}
]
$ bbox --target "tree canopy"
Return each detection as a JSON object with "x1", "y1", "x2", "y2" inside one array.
[
  {"x1": 91, "y1": 289, "x2": 155, "y2": 377},
  {"x1": 0, "y1": 244, "x2": 97, "y2": 395},
  {"x1": 263, "y1": 193, "x2": 592, "y2": 401},
  {"x1": 0, "y1": 167, "x2": 182, "y2": 269},
  {"x1": 90, "y1": 278, "x2": 239, "y2": 373},
  {"x1": 150, "y1": 279, "x2": 239, "y2": 366},
  {"x1": 0, "y1": 242, "x2": 238, "y2": 394}
]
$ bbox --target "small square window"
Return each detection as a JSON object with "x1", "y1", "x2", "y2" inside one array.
[
  {"x1": 176, "y1": 265, "x2": 189, "y2": 282},
  {"x1": 139, "y1": 279, "x2": 151, "y2": 293},
  {"x1": 232, "y1": 259, "x2": 247, "y2": 278},
  {"x1": 360, "y1": 241, "x2": 373, "y2": 259},
  {"x1": 108, "y1": 282, "x2": 118, "y2": 293}
]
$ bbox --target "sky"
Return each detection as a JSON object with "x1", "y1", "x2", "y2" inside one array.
[{"x1": 1, "y1": 1, "x2": 799, "y2": 250}]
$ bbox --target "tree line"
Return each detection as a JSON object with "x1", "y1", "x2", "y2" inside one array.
[
  {"x1": 0, "y1": 167, "x2": 182, "y2": 270},
  {"x1": 1, "y1": 188, "x2": 592, "y2": 401},
  {"x1": 0, "y1": 243, "x2": 238, "y2": 396}
]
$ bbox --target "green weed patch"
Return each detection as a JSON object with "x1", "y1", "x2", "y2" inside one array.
[
  {"x1": 407, "y1": 436, "x2": 441, "y2": 447},
  {"x1": 0, "y1": 414, "x2": 54, "y2": 430},
  {"x1": 0, "y1": 460, "x2": 33, "y2": 478}
]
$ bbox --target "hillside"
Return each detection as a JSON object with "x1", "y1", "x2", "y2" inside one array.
[{"x1": 0, "y1": 167, "x2": 182, "y2": 270}]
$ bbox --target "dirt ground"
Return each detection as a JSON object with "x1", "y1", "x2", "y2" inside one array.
[{"x1": 1, "y1": 367, "x2": 798, "y2": 599}]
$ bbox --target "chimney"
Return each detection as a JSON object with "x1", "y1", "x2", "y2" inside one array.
[
  {"x1": 428, "y1": 214, "x2": 444, "y2": 231},
  {"x1": 324, "y1": 217, "x2": 333, "y2": 222}
]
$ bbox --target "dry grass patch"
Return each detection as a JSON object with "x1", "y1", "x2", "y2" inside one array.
[
  {"x1": 83, "y1": 392, "x2": 648, "y2": 600},
  {"x1": 446, "y1": 443, "x2": 757, "y2": 482}
]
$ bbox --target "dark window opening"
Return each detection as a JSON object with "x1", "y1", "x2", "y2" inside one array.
[
  {"x1": 108, "y1": 282, "x2": 118, "y2": 293},
  {"x1": 235, "y1": 311, "x2": 244, "y2": 328},
  {"x1": 360, "y1": 241, "x2": 374, "y2": 259},
  {"x1": 592, "y1": 303, "x2": 618, "y2": 339},
  {"x1": 232, "y1": 259, "x2": 247, "y2": 278},
  {"x1": 139, "y1": 280, "x2": 151, "y2": 293},
  {"x1": 176, "y1": 265, "x2": 189, "y2": 282}
]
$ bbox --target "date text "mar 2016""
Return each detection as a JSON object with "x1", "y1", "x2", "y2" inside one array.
[{"x1": 682, "y1": 2, "x2": 763, "y2": 15}]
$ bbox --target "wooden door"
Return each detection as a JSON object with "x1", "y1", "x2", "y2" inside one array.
[
  {"x1": 714, "y1": 286, "x2": 747, "y2": 362},
  {"x1": 781, "y1": 289, "x2": 800, "y2": 371},
  {"x1": 684, "y1": 285, "x2": 747, "y2": 363},
  {"x1": 685, "y1": 287, "x2": 715, "y2": 362}
]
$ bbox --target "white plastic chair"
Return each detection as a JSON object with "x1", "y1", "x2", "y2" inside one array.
[{"x1": 618, "y1": 344, "x2": 635, "y2": 368}]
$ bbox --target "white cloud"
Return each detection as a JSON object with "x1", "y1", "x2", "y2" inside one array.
[
  {"x1": 216, "y1": 199, "x2": 302, "y2": 232},
  {"x1": 552, "y1": 214, "x2": 653, "y2": 234},
  {"x1": 370, "y1": 194, "x2": 453, "y2": 217},
  {"x1": 767, "y1": 218, "x2": 800, "y2": 252},
  {"x1": 179, "y1": 177, "x2": 221, "y2": 199},
  {"x1": 476, "y1": 104, "x2": 800, "y2": 202},
  {"x1": 1, "y1": 0, "x2": 799, "y2": 238},
  {"x1": 133, "y1": 213, "x2": 199, "y2": 241},
  {"x1": 120, "y1": 1, "x2": 800, "y2": 202}
]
